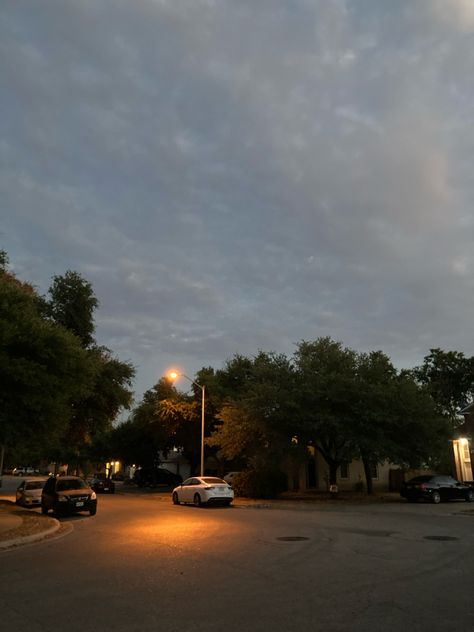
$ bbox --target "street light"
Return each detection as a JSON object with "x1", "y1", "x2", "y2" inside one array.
[{"x1": 168, "y1": 371, "x2": 205, "y2": 477}]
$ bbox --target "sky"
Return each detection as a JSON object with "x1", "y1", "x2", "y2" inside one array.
[{"x1": 2, "y1": 0, "x2": 474, "y2": 405}]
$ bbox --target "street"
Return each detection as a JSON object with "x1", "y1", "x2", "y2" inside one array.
[{"x1": 1, "y1": 485, "x2": 474, "y2": 631}]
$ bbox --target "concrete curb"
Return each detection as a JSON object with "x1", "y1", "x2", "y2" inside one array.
[
  {"x1": 121, "y1": 490, "x2": 342, "y2": 510},
  {"x1": 0, "y1": 504, "x2": 61, "y2": 551},
  {"x1": 0, "y1": 520, "x2": 61, "y2": 550}
]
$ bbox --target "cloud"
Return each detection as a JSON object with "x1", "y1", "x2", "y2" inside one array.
[{"x1": 2, "y1": 0, "x2": 474, "y2": 399}]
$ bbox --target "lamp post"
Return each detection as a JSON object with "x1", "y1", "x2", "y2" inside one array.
[{"x1": 168, "y1": 371, "x2": 205, "y2": 477}]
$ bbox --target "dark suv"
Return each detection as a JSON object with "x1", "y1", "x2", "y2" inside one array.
[
  {"x1": 41, "y1": 476, "x2": 97, "y2": 516},
  {"x1": 400, "y1": 475, "x2": 474, "y2": 504},
  {"x1": 133, "y1": 467, "x2": 183, "y2": 488}
]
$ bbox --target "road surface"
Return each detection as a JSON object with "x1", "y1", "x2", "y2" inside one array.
[{"x1": 1, "y1": 488, "x2": 474, "y2": 631}]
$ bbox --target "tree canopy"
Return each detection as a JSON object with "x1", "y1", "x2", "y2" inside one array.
[
  {"x1": 0, "y1": 266, "x2": 93, "y2": 459},
  {"x1": 47, "y1": 270, "x2": 98, "y2": 347},
  {"x1": 0, "y1": 254, "x2": 135, "y2": 470},
  {"x1": 413, "y1": 348, "x2": 474, "y2": 424}
]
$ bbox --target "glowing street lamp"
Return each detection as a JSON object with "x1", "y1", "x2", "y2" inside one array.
[{"x1": 168, "y1": 371, "x2": 205, "y2": 477}]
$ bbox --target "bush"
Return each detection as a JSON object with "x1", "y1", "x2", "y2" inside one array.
[{"x1": 232, "y1": 467, "x2": 288, "y2": 499}]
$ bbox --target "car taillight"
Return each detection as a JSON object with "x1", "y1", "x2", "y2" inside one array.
[{"x1": 418, "y1": 483, "x2": 427, "y2": 490}]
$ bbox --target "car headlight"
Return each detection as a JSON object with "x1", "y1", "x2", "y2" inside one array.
[{"x1": 91, "y1": 491, "x2": 97, "y2": 500}]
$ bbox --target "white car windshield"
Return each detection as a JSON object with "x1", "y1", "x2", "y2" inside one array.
[
  {"x1": 56, "y1": 479, "x2": 87, "y2": 491},
  {"x1": 25, "y1": 482, "x2": 45, "y2": 490}
]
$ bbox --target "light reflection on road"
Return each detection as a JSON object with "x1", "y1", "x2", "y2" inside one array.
[{"x1": 113, "y1": 507, "x2": 242, "y2": 553}]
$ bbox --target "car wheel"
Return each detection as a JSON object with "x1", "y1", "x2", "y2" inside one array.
[
  {"x1": 172, "y1": 492, "x2": 180, "y2": 505},
  {"x1": 465, "y1": 489, "x2": 474, "y2": 502},
  {"x1": 193, "y1": 493, "x2": 202, "y2": 507},
  {"x1": 89, "y1": 506, "x2": 97, "y2": 516},
  {"x1": 431, "y1": 491, "x2": 441, "y2": 504}
]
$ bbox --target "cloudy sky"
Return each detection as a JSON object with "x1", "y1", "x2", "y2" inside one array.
[{"x1": 2, "y1": 0, "x2": 474, "y2": 402}]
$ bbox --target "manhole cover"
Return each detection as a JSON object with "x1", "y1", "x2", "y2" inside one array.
[
  {"x1": 423, "y1": 535, "x2": 459, "y2": 541},
  {"x1": 277, "y1": 536, "x2": 310, "y2": 542}
]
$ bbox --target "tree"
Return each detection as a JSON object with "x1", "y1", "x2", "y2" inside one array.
[
  {"x1": 210, "y1": 352, "x2": 299, "y2": 473},
  {"x1": 412, "y1": 348, "x2": 474, "y2": 425},
  {"x1": 293, "y1": 338, "x2": 360, "y2": 486},
  {"x1": 351, "y1": 351, "x2": 398, "y2": 494},
  {"x1": 47, "y1": 270, "x2": 98, "y2": 347},
  {"x1": 389, "y1": 373, "x2": 450, "y2": 471},
  {"x1": 0, "y1": 250, "x2": 8, "y2": 271},
  {"x1": 56, "y1": 346, "x2": 135, "y2": 470},
  {"x1": 111, "y1": 379, "x2": 179, "y2": 468},
  {"x1": 0, "y1": 265, "x2": 94, "y2": 463},
  {"x1": 44, "y1": 270, "x2": 134, "y2": 469}
]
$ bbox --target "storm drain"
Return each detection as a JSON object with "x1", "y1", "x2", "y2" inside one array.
[
  {"x1": 277, "y1": 536, "x2": 310, "y2": 542},
  {"x1": 423, "y1": 535, "x2": 459, "y2": 542}
]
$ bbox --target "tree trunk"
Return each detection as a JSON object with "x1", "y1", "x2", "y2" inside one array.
[
  {"x1": 362, "y1": 457, "x2": 374, "y2": 495},
  {"x1": 328, "y1": 461, "x2": 338, "y2": 486},
  {"x1": 0, "y1": 444, "x2": 4, "y2": 488}
]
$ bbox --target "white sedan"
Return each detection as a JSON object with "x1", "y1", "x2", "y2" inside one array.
[
  {"x1": 16, "y1": 478, "x2": 47, "y2": 507},
  {"x1": 172, "y1": 477, "x2": 234, "y2": 507}
]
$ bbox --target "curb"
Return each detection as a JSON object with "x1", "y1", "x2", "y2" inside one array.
[
  {"x1": 0, "y1": 519, "x2": 61, "y2": 550},
  {"x1": 0, "y1": 505, "x2": 61, "y2": 551}
]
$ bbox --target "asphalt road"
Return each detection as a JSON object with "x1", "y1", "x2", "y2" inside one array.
[{"x1": 1, "y1": 489, "x2": 474, "y2": 632}]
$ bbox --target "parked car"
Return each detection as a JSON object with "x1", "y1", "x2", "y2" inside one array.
[
  {"x1": 15, "y1": 477, "x2": 47, "y2": 508},
  {"x1": 12, "y1": 466, "x2": 40, "y2": 476},
  {"x1": 133, "y1": 467, "x2": 183, "y2": 488},
  {"x1": 41, "y1": 476, "x2": 97, "y2": 516},
  {"x1": 90, "y1": 475, "x2": 115, "y2": 494},
  {"x1": 172, "y1": 477, "x2": 234, "y2": 507},
  {"x1": 223, "y1": 471, "x2": 241, "y2": 485},
  {"x1": 400, "y1": 475, "x2": 474, "y2": 504}
]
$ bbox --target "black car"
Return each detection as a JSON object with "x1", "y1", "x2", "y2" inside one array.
[
  {"x1": 41, "y1": 476, "x2": 97, "y2": 516},
  {"x1": 400, "y1": 475, "x2": 474, "y2": 504},
  {"x1": 133, "y1": 467, "x2": 183, "y2": 488},
  {"x1": 90, "y1": 475, "x2": 115, "y2": 494}
]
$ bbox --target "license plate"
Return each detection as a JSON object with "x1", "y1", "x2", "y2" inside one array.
[
  {"x1": 76, "y1": 501, "x2": 84, "y2": 507},
  {"x1": 104, "y1": 487, "x2": 109, "y2": 491}
]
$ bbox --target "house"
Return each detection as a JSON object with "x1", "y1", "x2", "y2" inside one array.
[
  {"x1": 456, "y1": 403, "x2": 474, "y2": 482},
  {"x1": 287, "y1": 448, "x2": 408, "y2": 493}
]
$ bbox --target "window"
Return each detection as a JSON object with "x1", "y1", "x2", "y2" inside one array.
[
  {"x1": 56, "y1": 479, "x2": 86, "y2": 492},
  {"x1": 339, "y1": 462, "x2": 349, "y2": 479},
  {"x1": 25, "y1": 481, "x2": 45, "y2": 490}
]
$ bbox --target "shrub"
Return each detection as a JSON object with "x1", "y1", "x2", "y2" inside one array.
[{"x1": 232, "y1": 467, "x2": 288, "y2": 499}]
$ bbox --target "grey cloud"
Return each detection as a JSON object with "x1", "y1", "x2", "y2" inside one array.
[{"x1": 2, "y1": 0, "x2": 474, "y2": 398}]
